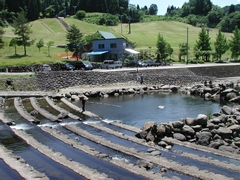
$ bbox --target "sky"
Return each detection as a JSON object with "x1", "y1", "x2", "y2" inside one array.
[{"x1": 130, "y1": 0, "x2": 240, "y2": 15}]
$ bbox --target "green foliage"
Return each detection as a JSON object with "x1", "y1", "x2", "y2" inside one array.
[
  {"x1": 66, "y1": 24, "x2": 84, "y2": 60},
  {"x1": 0, "y1": 28, "x2": 4, "y2": 49},
  {"x1": 218, "y1": 12, "x2": 240, "y2": 33},
  {"x1": 9, "y1": 38, "x2": 18, "y2": 55},
  {"x1": 12, "y1": 11, "x2": 34, "y2": 56},
  {"x1": 47, "y1": 41, "x2": 54, "y2": 57},
  {"x1": 179, "y1": 43, "x2": 189, "y2": 61},
  {"x1": 156, "y1": 33, "x2": 169, "y2": 60},
  {"x1": 229, "y1": 26, "x2": 240, "y2": 60},
  {"x1": 75, "y1": 10, "x2": 86, "y2": 20},
  {"x1": 149, "y1": 4, "x2": 158, "y2": 15},
  {"x1": 99, "y1": 14, "x2": 119, "y2": 26},
  {"x1": 214, "y1": 29, "x2": 229, "y2": 61},
  {"x1": 36, "y1": 39, "x2": 44, "y2": 52},
  {"x1": 84, "y1": 33, "x2": 102, "y2": 44},
  {"x1": 194, "y1": 27, "x2": 212, "y2": 61}
]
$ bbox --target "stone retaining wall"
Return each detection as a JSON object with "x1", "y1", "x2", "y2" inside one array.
[
  {"x1": 1, "y1": 65, "x2": 240, "y2": 91},
  {"x1": 36, "y1": 65, "x2": 240, "y2": 91}
]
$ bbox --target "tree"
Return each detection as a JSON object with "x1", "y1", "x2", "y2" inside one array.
[
  {"x1": 156, "y1": 33, "x2": 168, "y2": 61},
  {"x1": 179, "y1": 43, "x2": 188, "y2": 61},
  {"x1": 9, "y1": 38, "x2": 18, "y2": 55},
  {"x1": 214, "y1": 29, "x2": 229, "y2": 61},
  {"x1": 229, "y1": 26, "x2": 240, "y2": 60},
  {"x1": 0, "y1": 28, "x2": 4, "y2": 50},
  {"x1": 47, "y1": 41, "x2": 54, "y2": 57},
  {"x1": 12, "y1": 10, "x2": 34, "y2": 56},
  {"x1": 228, "y1": 4, "x2": 236, "y2": 14},
  {"x1": 194, "y1": 27, "x2": 212, "y2": 61},
  {"x1": 149, "y1": 4, "x2": 158, "y2": 15},
  {"x1": 66, "y1": 24, "x2": 84, "y2": 60},
  {"x1": 75, "y1": 10, "x2": 86, "y2": 20},
  {"x1": 36, "y1": 39, "x2": 44, "y2": 52}
]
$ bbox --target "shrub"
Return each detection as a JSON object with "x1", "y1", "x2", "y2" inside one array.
[{"x1": 75, "y1": 10, "x2": 86, "y2": 20}]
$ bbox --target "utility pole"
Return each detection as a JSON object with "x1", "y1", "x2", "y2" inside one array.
[
  {"x1": 128, "y1": 16, "x2": 131, "y2": 34},
  {"x1": 120, "y1": 15, "x2": 123, "y2": 33},
  {"x1": 186, "y1": 27, "x2": 189, "y2": 64}
]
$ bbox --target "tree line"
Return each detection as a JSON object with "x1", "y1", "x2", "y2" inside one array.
[
  {"x1": 156, "y1": 25, "x2": 240, "y2": 63},
  {"x1": 166, "y1": 0, "x2": 240, "y2": 33},
  {"x1": 0, "y1": 0, "x2": 239, "y2": 33},
  {"x1": 0, "y1": 0, "x2": 159, "y2": 26}
]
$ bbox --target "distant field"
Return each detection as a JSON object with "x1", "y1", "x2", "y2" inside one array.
[{"x1": 0, "y1": 17, "x2": 233, "y2": 67}]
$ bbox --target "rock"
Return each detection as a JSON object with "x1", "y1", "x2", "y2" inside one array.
[
  {"x1": 195, "y1": 114, "x2": 208, "y2": 127},
  {"x1": 170, "y1": 85, "x2": 179, "y2": 92},
  {"x1": 146, "y1": 131, "x2": 156, "y2": 142},
  {"x1": 221, "y1": 105, "x2": 232, "y2": 115},
  {"x1": 209, "y1": 141, "x2": 223, "y2": 149},
  {"x1": 225, "y1": 92, "x2": 237, "y2": 101},
  {"x1": 219, "y1": 145, "x2": 237, "y2": 153},
  {"x1": 234, "y1": 141, "x2": 240, "y2": 147},
  {"x1": 206, "y1": 123, "x2": 215, "y2": 130},
  {"x1": 71, "y1": 95, "x2": 79, "y2": 101},
  {"x1": 150, "y1": 150, "x2": 161, "y2": 156},
  {"x1": 57, "y1": 111, "x2": 69, "y2": 119},
  {"x1": 181, "y1": 125, "x2": 195, "y2": 135},
  {"x1": 196, "y1": 132, "x2": 212, "y2": 146},
  {"x1": 51, "y1": 93, "x2": 64, "y2": 100},
  {"x1": 142, "y1": 122, "x2": 157, "y2": 132},
  {"x1": 135, "y1": 130, "x2": 147, "y2": 139},
  {"x1": 212, "y1": 127, "x2": 232, "y2": 139},
  {"x1": 173, "y1": 133, "x2": 186, "y2": 141},
  {"x1": 210, "y1": 118, "x2": 221, "y2": 124},
  {"x1": 229, "y1": 96, "x2": 240, "y2": 103},
  {"x1": 146, "y1": 148, "x2": 156, "y2": 153},
  {"x1": 136, "y1": 160, "x2": 154, "y2": 170},
  {"x1": 172, "y1": 121, "x2": 185, "y2": 128},
  {"x1": 158, "y1": 141, "x2": 168, "y2": 147},
  {"x1": 185, "y1": 118, "x2": 195, "y2": 126},
  {"x1": 157, "y1": 124, "x2": 166, "y2": 136}
]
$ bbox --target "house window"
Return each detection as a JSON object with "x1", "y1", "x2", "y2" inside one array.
[
  {"x1": 110, "y1": 43, "x2": 117, "y2": 48},
  {"x1": 98, "y1": 44, "x2": 104, "y2": 49}
]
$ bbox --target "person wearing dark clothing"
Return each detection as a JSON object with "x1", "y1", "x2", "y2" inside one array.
[
  {"x1": 82, "y1": 98, "x2": 86, "y2": 112},
  {"x1": 140, "y1": 74, "x2": 144, "y2": 85},
  {"x1": 80, "y1": 95, "x2": 88, "y2": 112}
]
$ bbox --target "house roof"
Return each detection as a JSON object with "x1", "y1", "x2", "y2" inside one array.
[{"x1": 98, "y1": 31, "x2": 116, "y2": 39}]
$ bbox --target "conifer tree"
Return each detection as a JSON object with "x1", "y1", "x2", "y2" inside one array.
[
  {"x1": 214, "y1": 29, "x2": 228, "y2": 61},
  {"x1": 194, "y1": 27, "x2": 212, "y2": 61},
  {"x1": 12, "y1": 10, "x2": 34, "y2": 56},
  {"x1": 229, "y1": 26, "x2": 240, "y2": 60}
]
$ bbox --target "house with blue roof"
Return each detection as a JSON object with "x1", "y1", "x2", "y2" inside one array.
[{"x1": 86, "y1": 31, "x2": 139, "y2": 62}]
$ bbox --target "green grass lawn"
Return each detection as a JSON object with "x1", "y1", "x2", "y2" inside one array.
[{"x1": 0, "y1": 17, "x2": 233, "y2": 68}]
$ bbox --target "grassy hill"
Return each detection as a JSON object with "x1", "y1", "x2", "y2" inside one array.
[{"x1": 1, "y1": 17, "x2": 233, "y2": 67}]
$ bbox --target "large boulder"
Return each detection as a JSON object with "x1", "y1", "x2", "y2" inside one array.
[
  {"x1": 181, "y1": 125, "x2": 195, "y2": 135},
  {"x1": 195, "y1": 114, "x2": 208, "y2": 127},
  {"x1": 221, "y1": 106, "x2": 232, "y2": 115},
  {"x1": 172, "y1": 120, "x2": 185, "y2": 129},
  {"x1": 196, "y1": 131, "x2": 212, "y2": 146},
  {"x1": 184, "y1": 118, "x2": 195, "y2": 126},
  {"x1": 142, "y1": 122, "x2": 157, "y2": 132},
  {"x1": 135, "y1": 131, "x2": 148, "y2": 139},
  {"x1": 156, "y1": 124, "x2": 166, "y2": 137},
  {"x1": 212, "y1": 127, "x2": 232, "y2": 139},
  {"x1": 173, "y1": 133, "x2": 186, "y2": 141}
]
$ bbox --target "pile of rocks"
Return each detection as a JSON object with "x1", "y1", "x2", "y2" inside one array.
[{"x1": 136, "y1": 105, "x2": 240, "y2": 154}]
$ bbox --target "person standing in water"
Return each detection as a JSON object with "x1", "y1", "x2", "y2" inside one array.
[{"x1": 80, "y1": 95, "x2": 88, "y2": 112}]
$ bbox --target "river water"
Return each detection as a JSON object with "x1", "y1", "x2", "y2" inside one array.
[{"x1": 71, "y1": 92, "x2": 224, "y2": 128}]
